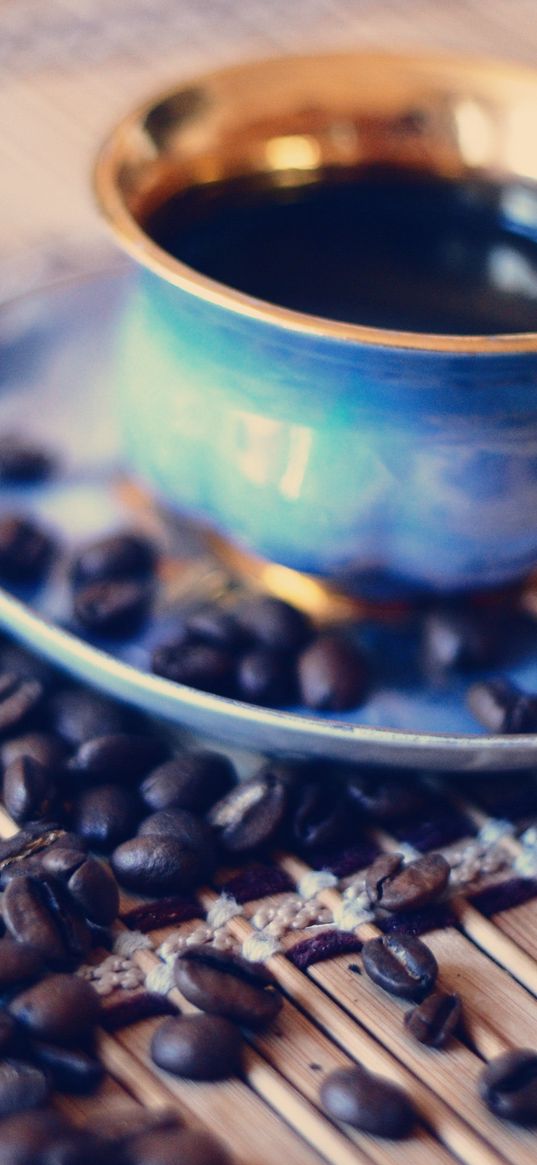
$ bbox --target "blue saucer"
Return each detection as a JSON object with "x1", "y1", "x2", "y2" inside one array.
[{"x1": 1, "y1": 262, "x2": 537, "y2": 772}]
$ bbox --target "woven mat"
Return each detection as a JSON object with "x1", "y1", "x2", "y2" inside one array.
[
  {"x1": 3, "y1": 3, "x2": 537, "y2": 1161},
  {"x1": 2, "y1": 762, "x2": 537, "y2": 1164}
]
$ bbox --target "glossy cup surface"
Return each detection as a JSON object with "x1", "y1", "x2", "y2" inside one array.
[{"x1": 95, "y1": 52, "x2": 537, "y2": 598}]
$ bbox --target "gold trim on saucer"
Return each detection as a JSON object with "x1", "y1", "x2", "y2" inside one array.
[{"x1": 206, "y1": 530, "x2": 413, "y2": 624}]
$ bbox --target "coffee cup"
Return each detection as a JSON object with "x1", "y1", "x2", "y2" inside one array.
[{"x1": 95, "y1": 51, "x2": 537, "y2": 601}]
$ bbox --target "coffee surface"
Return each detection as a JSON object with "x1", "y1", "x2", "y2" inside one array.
[{"x1": 146, "y1": 170, "x2": 537, "y2": 334}]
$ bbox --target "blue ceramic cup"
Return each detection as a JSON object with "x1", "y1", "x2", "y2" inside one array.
[{"x1": 95, "y1": 52, "x2": 537, "y2": 600}]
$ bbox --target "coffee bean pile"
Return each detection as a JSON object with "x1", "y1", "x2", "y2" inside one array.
[
  {"x1": 0, "y1": 635, "x2": 535, "y2": 1149},
  {"x1": 71, "y1": 532, "x2": 157, "y2": 637},
  {"x1": 1, "y1": 1104, "x2": 230, "y2": 1165},
  {"x1": 152, "y1": 596, "x2": 370, "y2": 711},
  {"x1": 0, "y1": 873, "x2": 107, "y2": 1123},
  {"x1": 0, "y1": 694, "x2": 121, "y2": 1131},
  {"x1": 0, "y1": 664, "x2": 242, "y2": 1158},
  {"x1": 1, "y1": 458, "x2": 537, "y2": 725},
  {"x1": 0, "y1": 446, "x2": 537, "y2": 1151}
]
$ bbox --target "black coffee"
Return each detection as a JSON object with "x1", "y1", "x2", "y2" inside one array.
[{"x1": 146, "y1": 170, "x2": 537, "y2": 334}]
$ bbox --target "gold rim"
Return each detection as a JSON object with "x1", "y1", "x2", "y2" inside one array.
[
  {"x1": 95, "y1": 49, "x2": 537, "y2": 354},
  {"x1": 206, "y1": 530, "x2": 415, "y2": 623}
]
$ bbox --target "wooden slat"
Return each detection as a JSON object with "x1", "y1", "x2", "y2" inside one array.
[
  {"x1": 0, "y1": 804, "x2": 526, "y2": 1165},
  {"x1": 198, "y1": 896, "x2": 507, "y2": 1165},
  {"x1": 278, "y1": 853, "x2": 537, "y2": 1054},
  {"x1": 130, "y1": 930, "x2": 450, "y2": 1165},
  {"x1": 113, "y1": 1018, "x2": 336, "y2": 1165}
]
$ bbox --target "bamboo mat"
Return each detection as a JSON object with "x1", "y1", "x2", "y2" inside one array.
[
  {"x1": 2, "y1": 763, "x2": 537, "y2": 1164},
  {"x1": 3, "y1": 2, "x2": 537, "y2": 1161}
]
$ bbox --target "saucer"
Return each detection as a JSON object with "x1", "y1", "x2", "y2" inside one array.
[{"x1": 2, "y1": 261, "x2": 537, "y2": 772}]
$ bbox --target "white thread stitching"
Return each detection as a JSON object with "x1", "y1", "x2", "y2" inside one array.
[
  {"x1": 477, "y1": 820, "x2": 514, "y2": 845},
  {"x1": 332, "y1": 899, "x2": 373, "y2": 931},
  {"x1": 112, "y1": 931, "x2": 154, "y2": 956},
  {"x1": 297, "y1": 870, "x2": 338, "y2": 898},
  {"x1": 206, "y1": 895, "x2": 243, "y2": 928},
  {"x1": 242, "y1": 932, "x2": 281, "y2": 961},
  {"x1": 144, "y1": 962, "x2": 176, "y2": 996}
]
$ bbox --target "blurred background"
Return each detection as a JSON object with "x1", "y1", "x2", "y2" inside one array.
[{"x1": 1, "y1": 0, "x2": 536, "y2": 272}]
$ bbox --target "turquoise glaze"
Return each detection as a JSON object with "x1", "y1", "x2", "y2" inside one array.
[
  {"x1": 117, "y1": 267, "x2": 537, "y2": 598},
  {"x1": 5, "y1": 263, "x2": 537, "y2": 768}
]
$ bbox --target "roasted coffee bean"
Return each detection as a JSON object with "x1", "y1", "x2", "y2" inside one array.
[
  {"x1": 0, "y1": 859, "x2": 42, "y2": 888},
  {"x1": 0, "y1": 823, "x2": 73, "y2": 873},
  {"x1": 3, "y1": 874, "x2": 91, "y2": 966},
  {"x1": 128, "y1": 1128, "x2": 231, "y2": 1165},
  {"x1": 290, "y1": 778, "x2": 350, "y2": 851},
  {"x1": 2, "y1": 732, "x2": 66, "y2": 772},
  {"x1": 0, "y1": 516, "x2": 54, "y2": 583},
  {"x1": 345, "y1": 769, "x2": 425, "y2": 821},
  {"x1": 111, "y1": 834, "x2": 208, "y2": 895},
  {"x1": 0, "y1": 674, "x2": 44, "y2": 737},
  {"x1": 0, "y1": 1012, "x2": 18, "y2": 1055},
  {"x1": 73, "y1": 578, "x2": 151, "y2": 636},
  {"x1": 235, "y1": 596, "x2": 312, "y2": 653},
  {"x1": 208, "y1": 768, "x2": 288, "y2": 853},
  {"x1": 44, "y1": 831, "x2": 86, "y2": 853},
  {"x1": 362, "y1": 934, "x2": 438, "y2": 1001},
  {"x1": 0, "y1": 858, "x2": 45, "y2": 888},
  {"x1": 479, "y1": 1049, "x2": 537, "y2": 1125},
  {"x1": 41, "y1": 849, "x2": 119, "y2": 927},
  {"x1": 173, "y1": 945, "x2": 281, "y2": 1027},
  {"x1": 365, "y1": 852, "x2": 450, "y2": 913},
  {"x1": 140, "y1": 752, "x2": 235, "y2": 815},
  {"x1": 138, "y1": 806, "x2": 213, "y2": 844},
  {"x1": 297, "y1": 634, "x2": 369, "y2": 711},
  {"x1": 0, "y1": 1059, "x2": 50, "y2": 1116},
  {"x1": 136, "y1": 814, "x2": 215, "y2": 882},
  {"x1": 3, "y1": 756, "x2": 58, "y2": 824},
  {"x1": 0, "y1": 831, "x2": 88, "y2": 889},
  {"x1": 138, "y1": 808, "x2": 216, "y2": 865},
  {"x1": 31, "y1": 1041, "x2": 103, "y2": 1093},
  {"x1": 48, "y1": 688, "x2": 134, "y2": 747},
  {"x1": 0, "y1": 838, "x2": 84, "y2": 891},
  {"x1": 72, "y1": 783, "x2": 141, "y2": 851},
  {"x1": 320, "y1": 1064, "x2": 416, "y2": 1139},
  {"x1": 151, "y1": 1013, "x2": 243, "y2": 1080},
  {"x1": 0, "y1": 436, "x2": 54, "y2": 484},
  {"x1": 365, "y1": 852, "x2": 403, "y2": 899},
  {"x1": 236, "y1": 648, "x2": 295, "y2": 706},
  {"x1": 68, "y1": 855, "x2": 120, "y2": 926},
  {"x1": 185, "y1": 605, "x2": 246, "y2": 651},
  {"x1": 0, "y1": 938, "x2": 45, "y2": 990},
  {"x1": 421, "y1": 607, "x2": 501, "y2": 673},
  {"x1": 9, "y1": 973, "x2": 99, "y2": 1045},
  {"x1": 467, "y1": 680, "x2": 537, "y2": 734},
  {"x1": 71, "y1": 532, "x2": 156, "y2": 586},
  {"x1": 152, "y1": 641, "x2": 235, "y2": 695},
  {"x1": 404, "y1": 990, "x2": 461, "y2": 1048},
  {"x1": 0, "y1": 1109, "x2": 67, "y2": 1165},
  {"x1": 67, "y1": 733, "x2": 164, "y2": 783}
]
